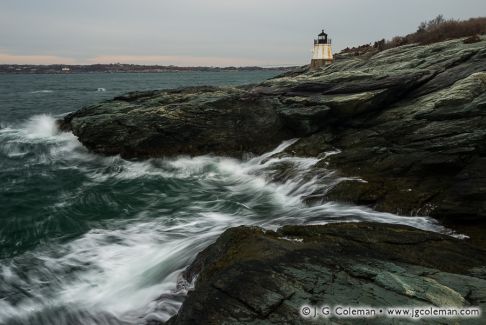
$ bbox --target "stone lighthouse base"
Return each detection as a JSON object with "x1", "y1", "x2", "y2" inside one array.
[{"x1": 310, "y1": 59, "x2": 333, "y2": 69}]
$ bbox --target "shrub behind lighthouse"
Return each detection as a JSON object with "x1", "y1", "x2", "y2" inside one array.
[{"x1": 311, "y1": 30, "x2": 333, "y2": 69}]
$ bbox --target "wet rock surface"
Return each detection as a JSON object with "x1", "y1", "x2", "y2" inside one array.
[
  {"x1": 166, "y1": 223, "x2": 486, "y2": 324},
  {"x1": 59, "y1": 86, "x2": 293, "y2": 158},
  {"x1": 295, "y1": 63, "x2": 486, "y2": 226}
]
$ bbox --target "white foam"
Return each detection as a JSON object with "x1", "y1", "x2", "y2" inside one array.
[{"x1": 0, "y1": 214, "x2": 241, "y2": 324}]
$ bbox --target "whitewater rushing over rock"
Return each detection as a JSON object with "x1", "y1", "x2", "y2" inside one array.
[{"x1": 0, "y1": 115, "x2": 454, "y2": 325}]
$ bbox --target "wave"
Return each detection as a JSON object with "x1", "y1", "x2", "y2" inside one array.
[
  {"x1": 0, "y1": 114, "x2": 81, "y2": 161},
  {"x1": 28, "y1": 88, "x2": 108, "y2": 95},
  {"x1": 0, "y1": 114, "x2": 463, "y2": 324},
  {"x1": 30, "y1": 90, "x2": 54, "y2": 94}
]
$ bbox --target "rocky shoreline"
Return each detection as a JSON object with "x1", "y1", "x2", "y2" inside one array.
[
  {"x1": 59, "y1": 37, "x2": 486, "y2": 323},
  {"x1": 167, "y1": 223, "x2": 486, "y2": 324}
]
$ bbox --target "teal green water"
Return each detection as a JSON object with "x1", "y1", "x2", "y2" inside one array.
[
  {"x1": 0, "y1": 71, "x2": 283, "y2": 258},
  {"x1": 0, "y1": 71, "x2": 445, "y2": 324}
]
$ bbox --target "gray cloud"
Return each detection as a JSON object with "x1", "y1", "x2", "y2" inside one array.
[{"x1": 1, "y1": 0, "x2": 485, "y2": 66}]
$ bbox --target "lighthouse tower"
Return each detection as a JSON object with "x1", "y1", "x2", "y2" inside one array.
[{"x1": 311, "y1": 30, "x2": 333, "y2": 69}]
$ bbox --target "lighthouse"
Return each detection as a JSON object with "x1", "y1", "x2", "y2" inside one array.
[{"x1": 311, "y1": 30, "x2": 333, "y2": 69}]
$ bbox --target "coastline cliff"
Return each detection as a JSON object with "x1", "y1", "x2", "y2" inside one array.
[{"x1": 59, "y1": 36, "x2": 486, "y2": 324}]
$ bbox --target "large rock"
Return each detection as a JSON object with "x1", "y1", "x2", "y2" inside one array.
[
  {"x1": 276, "y1": 38, "x2": 486, "y2": 227},
  {"x1": 299, "y1": 68, "x2": 486, "y2": 226},
  {"x1": 59, "y1": 86, "x2": 293, "y2": 158},
  {"x1": 167, "y1": 223, "x2": 486, "y2": 324}
]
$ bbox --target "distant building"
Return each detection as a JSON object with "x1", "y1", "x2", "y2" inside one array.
[
  {"x1": 61, "y1": 67, "x2": 70, "y2": 71},
  {"x1": 311, "y1": 30, "x2": 333, "y2": 69}
]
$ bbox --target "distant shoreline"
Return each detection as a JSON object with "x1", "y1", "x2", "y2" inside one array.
[{"x1": 0, "y1": 64, "x2": 297, "y2": 74}]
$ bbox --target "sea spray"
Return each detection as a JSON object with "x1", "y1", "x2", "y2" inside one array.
[{"x1": 23, "y1": 114, "x2": 61, "y2": 138}]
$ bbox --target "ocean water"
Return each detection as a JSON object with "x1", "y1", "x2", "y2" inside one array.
[{"x1": 0, "y1": 71, "x2": 451, "y2": 325}]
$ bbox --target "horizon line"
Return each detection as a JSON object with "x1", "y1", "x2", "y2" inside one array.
[{"x1": 0, "y1": 63, "x2": 301, "y2": 67}]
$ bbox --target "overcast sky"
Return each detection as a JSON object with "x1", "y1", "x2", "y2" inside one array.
[{"x1": 1, "y1": 0, "x2": 485, "y2": 66}]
